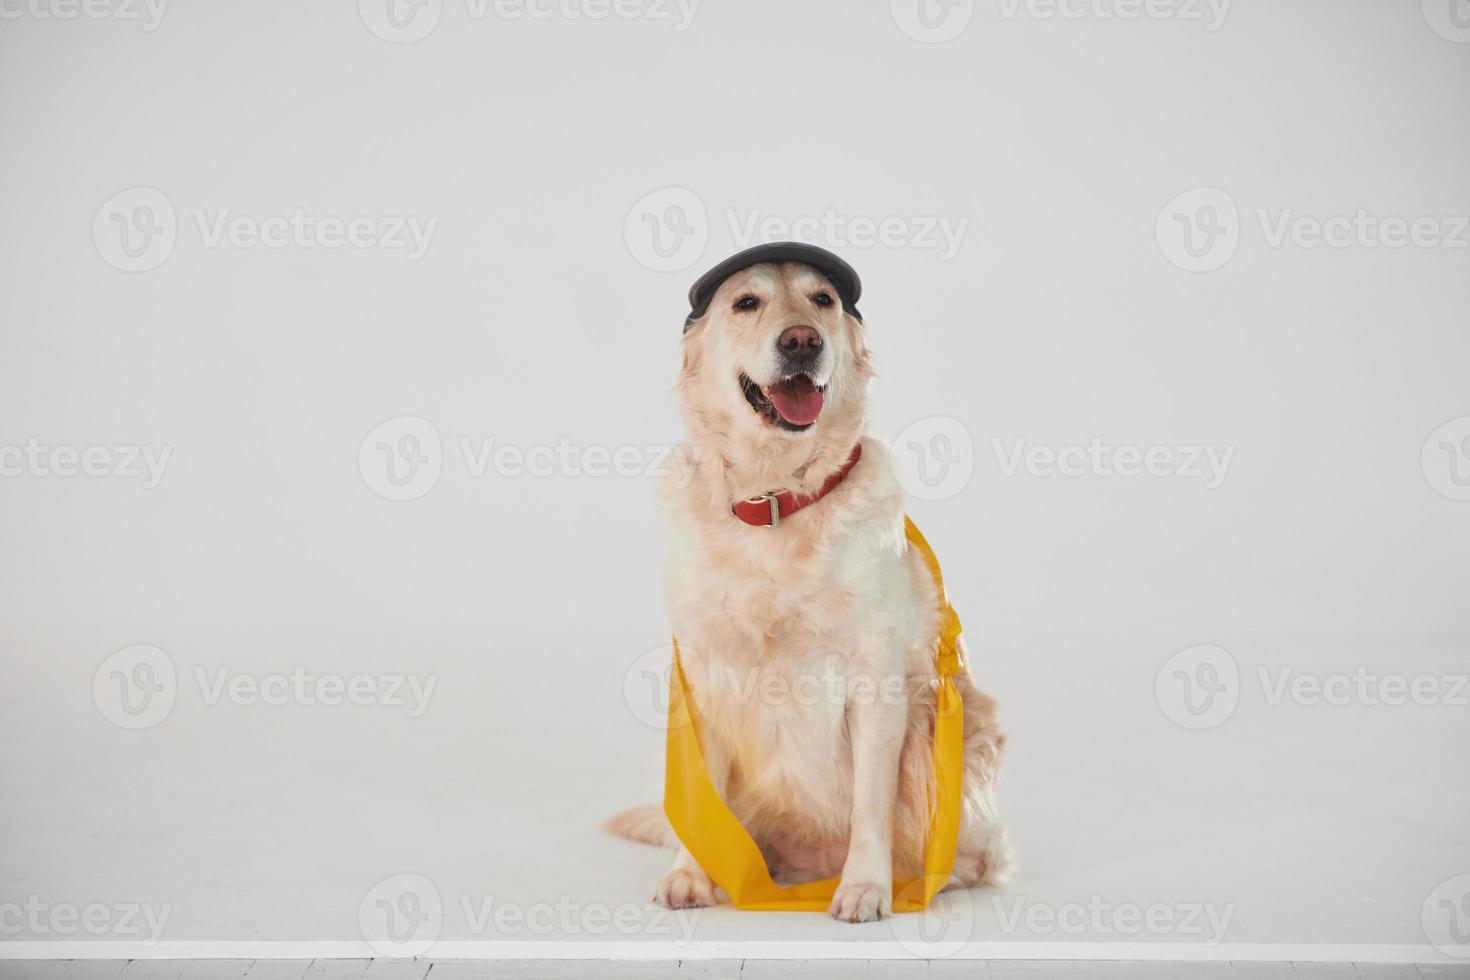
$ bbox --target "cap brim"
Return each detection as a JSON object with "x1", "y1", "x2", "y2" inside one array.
[{"x1": 684, "y1": 242, "x2": 862, "y2": 329}]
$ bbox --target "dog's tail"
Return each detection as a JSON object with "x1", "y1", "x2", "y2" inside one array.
[{"x1": 604, "y1": 803, "x2": 679, "y2": 849}]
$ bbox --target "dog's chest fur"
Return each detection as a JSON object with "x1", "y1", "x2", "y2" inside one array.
[{"x1": 662, "y1": 441, "x2": 936, "y2": 839}]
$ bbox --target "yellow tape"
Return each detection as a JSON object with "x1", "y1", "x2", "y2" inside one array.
[{"x1": 663, "y1": 516, "x2": 964, "y2": 912}]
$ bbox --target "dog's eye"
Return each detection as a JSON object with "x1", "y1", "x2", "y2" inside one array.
[
  {"x1": 812, "y1": 292, "x2": 834, "y2": 307},
  {"x1": 734, "y1": 296, "x2": 759, "y2": 311}
]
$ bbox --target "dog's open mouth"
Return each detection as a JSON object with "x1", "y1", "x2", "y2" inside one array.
[{"x1": 740, "y1": 373, "x2": 826, "y2": 430}]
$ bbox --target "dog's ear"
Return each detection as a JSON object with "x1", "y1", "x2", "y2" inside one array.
[
  {"x1": 678, "y1": 317, "x2": 706, "y2": 386},
  {"x1": 844, "y1": 312, "x2": 873, "y2": 381}
]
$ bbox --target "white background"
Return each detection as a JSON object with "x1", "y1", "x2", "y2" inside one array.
[{"x1": 1, "y1": 0, "x2": 1468, "y2": 956}]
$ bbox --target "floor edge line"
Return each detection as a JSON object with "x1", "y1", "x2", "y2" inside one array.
[{"x1": 0, "y1": 941, "x2": 1467, "y2": 963}]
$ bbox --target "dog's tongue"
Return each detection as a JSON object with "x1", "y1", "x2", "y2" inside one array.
[{"x1": 767, "y1": 375, "x2": 824, "y2": 426}]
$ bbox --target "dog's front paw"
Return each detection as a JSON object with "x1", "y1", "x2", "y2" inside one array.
[
  {"x1": 828, "y1": 880, "x2": 890, "y2": 923},
  {"x1": 653, "y1": 868, "x2": 716, "y2": 909}
]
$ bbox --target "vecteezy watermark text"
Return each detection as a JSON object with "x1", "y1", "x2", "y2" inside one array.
[
  {"x1": 92, "y1": 645, "x2": 440, "y2": 730},
  {"x1": 890, "y1": 0, "x2": 1229, "y2": 43},
  {"x1": 0, "y1": 439, "x2": 171, "y2": 488},
  {"x1": 357, "y1": 873, "x2": 699, "y2": 957},
  {"x1": 889, "y1": 420, "x2": 1232, "y2": 501},
  {"x1": 358, "y1": 0, "x2": 700, "y2": 44},
  {"x1": 0, "y1": 898, "x2": 171, "y2": 943},
  {"x1": 1156, "y1": 644, "x2": 1470, "y2": 730},
  {"x1": 1158, "y1": 187, "x2": 1469, "y2": 272},
  {"x1": 992, "y1": 895, "x2": 1234, "y2": 943},
  {"x1": 459, "y1": 437, "x2": 686, "y2": 481},
  {"x1": 726, "y1": 209, "x2": 969, "y2": 261},
  {"x1": 358, "y1": 416, "x2": 696, "y2": 502},
  {"x1": 995, "y1": 0, "x2": 1230, "y2": 30},
  {"x1": 621, "y1": 187, "x2": 972, "y2": 273},
  {"x1": 193, "y1": 209, "x2": 436, "y2": 259},
  {"x1": 622, "y1": 643, "x2": 910, "y2": 730},
  {"x1": 992, "y1": 437, "x2": 1235, "y2": 489},
  {"x1": 194, "y1": 666, "x2": 437, "y2": 717},
  {"x1": 0, "y1": 0, "x2": 167, "y2": 30},
  {"x1": 1257, "y1": 666, "x2": 1468, "y2": 709},
  {"x1": 1257, "y1": 209, "x2": 1470, "y2": 250},
  {"x1": 93, "y1": 187, "x2": 438, "y2": 272}
]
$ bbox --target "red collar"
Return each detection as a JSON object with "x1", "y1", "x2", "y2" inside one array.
[{"x1": 731, "y1": 444, "x2": 863, "y2": 528}]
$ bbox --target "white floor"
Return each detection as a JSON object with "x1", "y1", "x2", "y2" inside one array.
[
  {"x1": 2, "y1": 624, "x2": 1468, "y2": 962},
  {"x1": 1, "y1": 960, "x2": 1469, "y2": 979}
]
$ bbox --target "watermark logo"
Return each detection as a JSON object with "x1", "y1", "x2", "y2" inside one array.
[
  {"x1": 93, "y1": 645, "x2": 177, "y2": 730},
  {"x1": 359, "y1": 0, "x2": 443, "y2": 42},
  {"x1": 623, "y1": 643, "x2": 681, "y2": 730},
  {"x1": 1423, "y1": 0, "x2": 1470, "y2": 42},
  {"x1": 1422, "y1": 416, "x2": 1470, "y2": 501},
  {"x1": 358, "y1": 416, "x2": 444, "y2": 502},
  {"x1": 890, "y1": 878, "x2": 975, "y2": 956},
  {"x1": 624, "y1": 187, "x2": 707, "y2": 272},
  {"x1": 1157, "y1": 187, "x2": 1239, "y2": 272},
  {"x1": 93, "y1": 187, "x2": 177, "y2": 273},
  {"x1": 891, "y1": 416, "x2": 976, "y2": 501},
  {"x1": 359, "y1": 873, "x2": 443, "y2": 957},
  {"x1": 891, "y1": 0, "x2": 974, "y2": 42},
  {"x1": 1422, "y1": 874, "x2": 1470, "y2": 957},
  {"x1": 1155, "y1": 644, "x2": 1239, "y2": 730},
  {"x1": 0, "y1": 0, "x2": 169, "y2": 31}
]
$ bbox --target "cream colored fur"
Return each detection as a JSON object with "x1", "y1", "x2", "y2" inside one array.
[{"x1": 607, "y1": 261, "x2": 1010, "y2": 922}]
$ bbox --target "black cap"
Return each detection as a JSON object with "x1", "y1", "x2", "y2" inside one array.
[{"x1": 684, "y1": 242, "x2": 863, "y2": 330}]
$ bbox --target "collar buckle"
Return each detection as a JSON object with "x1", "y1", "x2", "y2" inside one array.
[{"x1": 744, "y1": 492, "x2": 780, "y2": 528}]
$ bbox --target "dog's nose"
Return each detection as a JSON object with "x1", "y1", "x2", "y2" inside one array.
[{"x1": 778, "y1": 326, "x2": 823, "y2": 355}]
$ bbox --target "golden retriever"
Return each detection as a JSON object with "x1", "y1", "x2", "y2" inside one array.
[{"x1": 608, "y1": 248, "x2": 1010, "y2": 922}]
